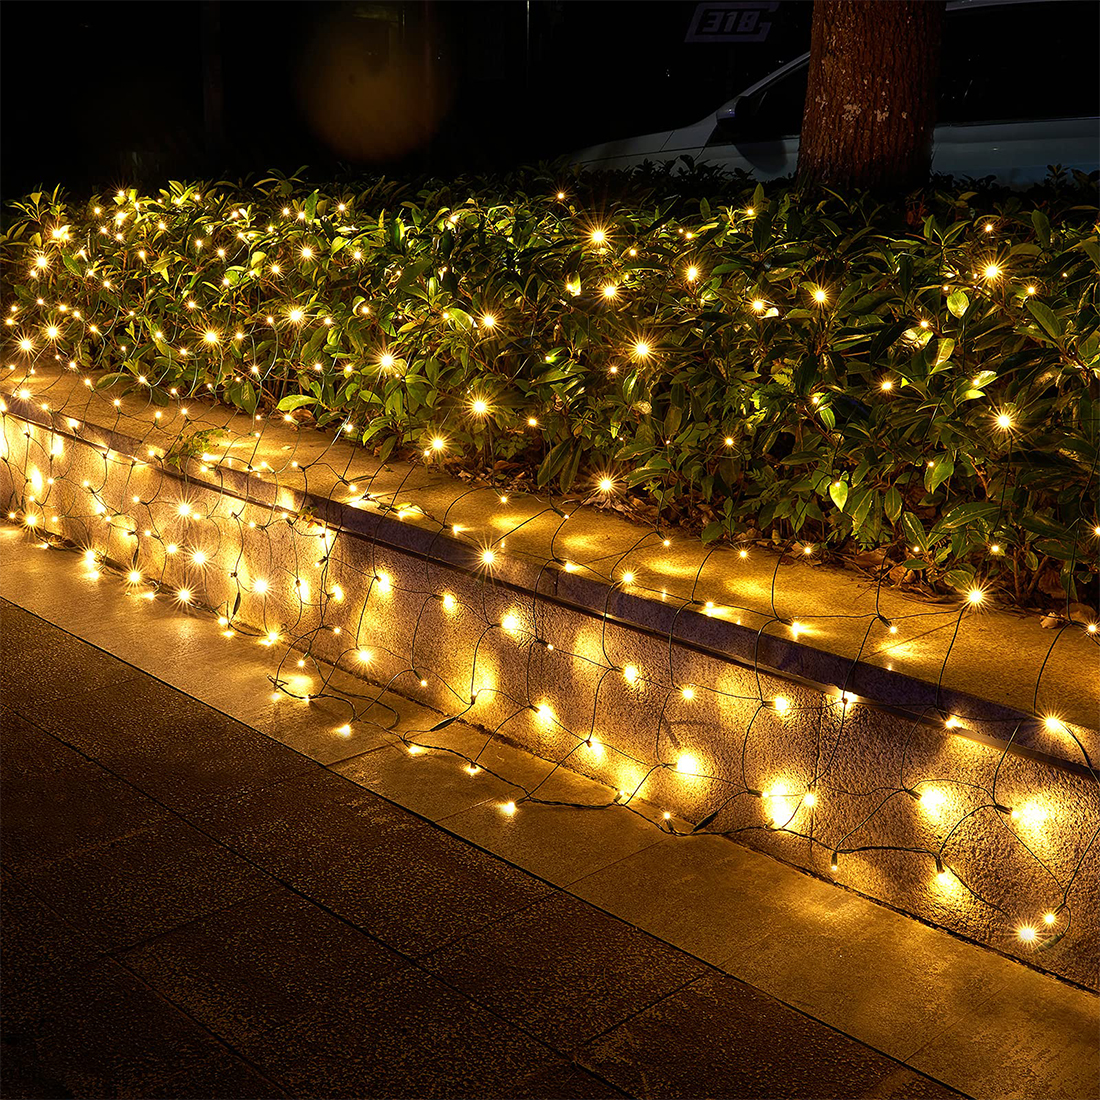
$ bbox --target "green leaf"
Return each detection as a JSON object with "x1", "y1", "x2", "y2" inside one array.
[
  {"x1": 943, "y1": 568, "x2": 976, "y2": 591},
  {"x1": 884, "y1": 486, "x2": 903, "y2": 523},
  {"x1": 276, "y1": 394, "x2": 321, "y2": 412},
  {"x1": 924, "y1": 455, "x2": 954, "y2": 494},
  {"x1": 946, "y1": 289, "x2": 969, "y2": 319},
  {"x1": 1026, "y1": 300, "x2": 1063, "y2": 341},
  {"x1": 828, "y1": 479, "x2": 848, "y2": 511},
  {"x1": 901, "y1": 512, "x2": 928, "y2": 552}
]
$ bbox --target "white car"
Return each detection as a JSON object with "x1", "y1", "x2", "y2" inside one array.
[{"x1": 571, "y1": 0, "x2": 1099, "y2": 185}]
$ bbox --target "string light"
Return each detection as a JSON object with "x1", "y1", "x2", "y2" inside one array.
[{"x1": 1, "y1": 176, "x2": 1093, "y2": 987}]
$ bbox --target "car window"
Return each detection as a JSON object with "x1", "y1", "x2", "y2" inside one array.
[
  {"x1": 707, "y1": 61, "x2": 808, "y2": 145},
  {"x1": 938, "y1": 1, "x2": 1100, "y2": 123}
]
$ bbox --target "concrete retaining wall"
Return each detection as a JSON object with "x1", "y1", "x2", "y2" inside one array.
[{"x1": 3, "y1": 402, "x2": 1097, "y2": 989}]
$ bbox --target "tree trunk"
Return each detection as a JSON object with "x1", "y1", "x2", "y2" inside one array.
[{"x1": 798, "y1": 0, "x2": 944, "y2": 190}]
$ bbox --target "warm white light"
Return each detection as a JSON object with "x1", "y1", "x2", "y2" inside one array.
[
  {"x1": 681, "y1": 686, "x2": 695, "y2": 701},
  {"x1": 773, "y1": 696, "x2": 791, "y2": 716},
  {"x1": 623, "y1": 664, "x2": 639, "y2": 684},
  {"x1": 253, "y1": 578, "x2": 269, "y2": 595},
  {"x1": 676, "y1": 753, "x2": 699, "y2": 775},
  {"x1": 481, "y1": 548, "x2": 496, "y2": 565},
  {"x1": 920, "y1": 788, "x2": 946, "y2": 811},
  {"x1": 379, "y1": 352, "x2": 395, "y2": 369},
  {"x1": 358, "y1": 649, "x2": 372, "y2": 663},
  {"x1": 471, "y1": 398, "x2": 489, "y2": 415},
  {"x1": 501, "y1": 612, "x2": 520, "y2": 633},
  {"x1": 633, "y1": 340, "x2": 651, "y2": 359},
  {"x1": 995, "y1": 412, "x2": 1013, "y2": 430},
  {"x1": 590, "y1": 229, "x2": 605, "y2": 245},
  {"x1": 599, "y1": 477, "x2": 614, "y2": 492},
  {"x1": 442, "y1": 593, "x2": 457, "y2": 611},
  {"x1": 812, "y1": 287, "x2": 827, "y2": 304},
  {"x1": 1017, "y1": 926, "x2": 1037, "y2": 943},
  {"x1": 967, "y1": 588, "x2": 984, "y2": 606},
  {"x1": 983, "y1": 263, "x2": 1001, "y2": 280}
]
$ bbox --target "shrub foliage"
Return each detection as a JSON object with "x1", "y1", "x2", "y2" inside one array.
[{"x1": 2, "y1": 169, "x2": 1098, "y2": 610}]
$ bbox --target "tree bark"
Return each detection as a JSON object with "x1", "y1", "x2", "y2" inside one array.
[{"x1": 797, "y1": 0, "x2": 944, "y2": 190}]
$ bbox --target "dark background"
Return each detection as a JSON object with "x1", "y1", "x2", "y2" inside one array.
[{"x1": 0, "y1": 0, "x2": 813, "y2": 199}]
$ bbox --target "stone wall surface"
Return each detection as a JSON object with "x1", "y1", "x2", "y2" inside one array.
[{"x1": 2, "y1": 390, "x2": 1098, "y2": 989}]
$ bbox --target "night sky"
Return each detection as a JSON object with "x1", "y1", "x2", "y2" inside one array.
[{"x1": 0, "y1": 0, "x2": 812, "y2": 198}]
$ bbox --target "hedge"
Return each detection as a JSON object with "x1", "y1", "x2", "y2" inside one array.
[{"x1": 2, "y1": 167, "x2": 1098, "y2": 612}]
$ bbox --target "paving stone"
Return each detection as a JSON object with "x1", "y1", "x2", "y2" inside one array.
[
  {"x1": 123, "y1": 889, "x2": 410, "y2": 1043},
  {"x1": 333, "y1": 740, "x2": 520, "y2": 821},
  {"x1": 508, "y1": 1060, "x2": 628, "y2": 1098},
  {"x1": 0, "y1": 603, "x2": 142, "y2": 705},
  {"x1": 0, "y1": 870, "x2": 104, "y2": 1038},
  {"x1": 193, "y1": 769, "x2": 553, "y2": 956},
  {"x1": 569, "y1": 831, "x2": 796, "y2": 965},
  {"x1": 20, "y1": 817, "x2": 271, "y2": 951},
  {"x1": 28, "y1": 674, "x2": 313, "y2": 813},
  {"x1": 421, "y1": 891, "x2": 708, "y2": 1052},
  {"x1": 15, "y1": 957, "x2": 231, "y2": 1099},
  {"x1": 907, "y1": 962, "x2": 1100, "y2": 1100},
  {"x1": 578, "y1": 969, "x2": 964, "y2": 1100},
  {"x1": 238, "y1": 965, "x2": 561, "y2": 1100},
  {"x1": 0, "y1": 711, "x2": 170, "y2": 874},
  {"x1": 140, "y1": 1050, "x2": 289, "y2": 1099},
  {"x1": 438, "y1": 765, "x2": 665, "y2": 887}
]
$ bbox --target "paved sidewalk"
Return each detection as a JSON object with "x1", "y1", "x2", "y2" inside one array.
[
  {"x1": 1, "y1": 599, "x2": 963, "y2": 1100},
  {"x1": 2, "y1": 530, "x2": 1098, "y2": 1100}
]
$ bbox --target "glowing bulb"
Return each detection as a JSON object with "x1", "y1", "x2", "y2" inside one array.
[
  {"x1": 481, "y1": 314, "x2": 496, "y2": 329},
  {"x1": 253, "y1": 578, "x2": 269, "y2": 595},
  {"x1": 590, "y1": 229, "x2": 605, "y2": 245},
  {"x1": 812, "y1": 287, "x2": 827, "y2": 304},
  {"x1": 920, "y1": 789, "x2": 946, "y2": 811},
  {"x1": 602, "y1": 284, "x2": 618, "y2": 299},
  {"x1": 686, "y1": 266, "x2": 698, "y2": 282},
  {"x1": 204, "y1": 330, "x2": 218, "y2": 344},
  {"x1": 983, "y1": 263, "x2": 1001, "y2": 280},
  {"x1": 379, "y1": 352, "x2": 395, "y2": 369},
  {"x1": 481, "y1": 549, "x2": 495, "y2": 565},
  {"x1": 633, "y1": 340, "x2": 651, "y2": 359},
  {"x1": 536, "y1": 703, "x2": 553, "y2": 723},
  {"x1": 750, "y1": 298, "x2": 766, "y2": 312},
  {"x1": 358, "y1": 649, "x2": 372, "y2": 663},
  {"x1": 621, "y1": 571, "x2": 635, "y2": 585},
  {"x1": 804, "y1": 791, "x2": 817, "y2": 808},
  {"x1": 177, "y1": 588, "x2": 192, "y2": 604},
  {"x1": 376, "y1": 572, "x2": 392, "y2": 593},
  {"x1": 471, "y1": 399, "x2": 489, "y2": 415},
  {"x1": 127, "y1": 570, "x2": 141, "y2": 584},
  {"x1": 623, "y1": 664, "x2": 638, "y2": 684},
  {"x1": 442, "y1": 593, "x2": 457, "y2": 611},
  {"x1": 502, "y1": 801, "x2": 516, "y2": 815},
  {"x1": 1044, "y1": 912, "x2": 1057, "y2": 926},
  {"x1": 501, "y1": 612, "x2": 520, "y2": 633},
  {"x1": 431, "y1": 436, "x2": 445, "y2": 451},
  {"x1": 967, "y1": 588, "x2": 984, "y2": 606},
  {"x1": 1017, "y1": 926, "x2": 1037, "y2": 943},
  {"x1": 288, "y1": 308, "x2": 304, "y2": 323},
  {"x1": 1043, "y1": 716, "x2": 1068, "y2": 735},
  {"x1": 676, "y1": 754, "x2": 699, "y2": 775},
  {"x1": 681, "y1": 686, "x2": 695, "y2": 701},
  {"x1": 191, "y1": 550, "x2": 207, "y2": 566},
  {"x1": 773, "y1": 696, "x2": 791, "y2": 715},
  {"x1": 599, "y1": 477, "x2": 614, "y2": 492}
]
